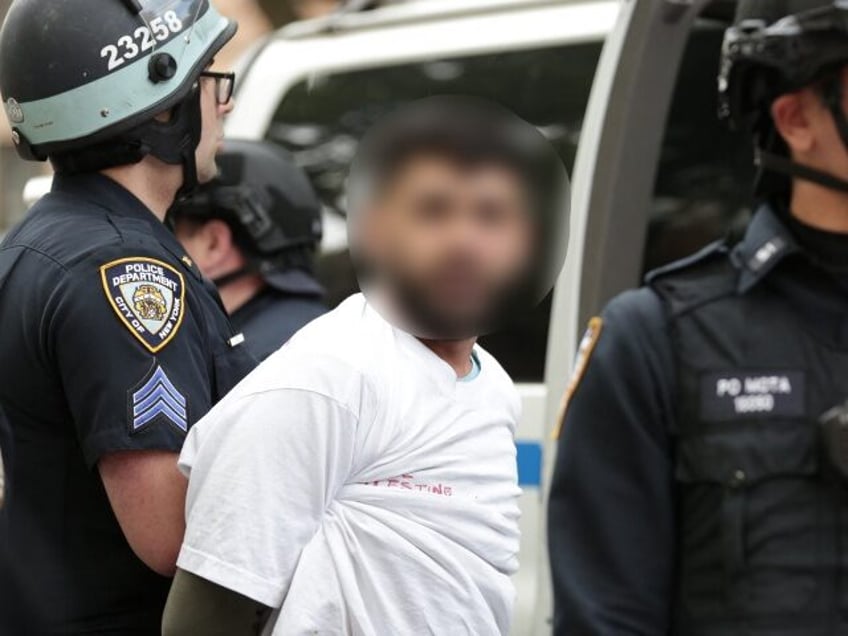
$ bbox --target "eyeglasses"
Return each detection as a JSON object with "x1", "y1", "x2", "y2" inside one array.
[{"x1": 199, "y1": 71, "x2": 236, "y2": 105}]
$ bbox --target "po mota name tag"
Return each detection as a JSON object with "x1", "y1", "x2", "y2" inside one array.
[{"x1": 700, "y1": 370, "x2": 805, "y2": 421}]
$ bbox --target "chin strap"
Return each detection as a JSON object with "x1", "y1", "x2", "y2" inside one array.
[
  {"x1": 212, "y1": 265, "x2": 254, "y2": 288},
  {"x1": 51, "y1": 85, "x2": 203, "y2": 201},
  {"x1": 755, "y1": 73, "x2": 848, "y2": 197},
  {"x1": 756, "y1": 147, "x2": 848, "y2": 194},
  {"x1": 139, "y1": 84, "x2": 203, "y2": 199}
]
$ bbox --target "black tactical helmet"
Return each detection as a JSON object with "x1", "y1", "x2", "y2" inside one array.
[
  {"x1": 719, "y1": 0, "x2": 848, "y2": 130},
  {"x1": 0, "y1": 0, "x2": 236, "y2": 187},
  {"x1": 719, "y1": 0, "x2": 848, "y2": 194},
  {"x1": 170, "y1": 139, "x2": 323, "y2": 289}
]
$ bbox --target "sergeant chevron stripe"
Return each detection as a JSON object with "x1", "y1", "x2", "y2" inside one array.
[{"x1": 130, "y1": 365, "x2": 187, "y2": 434}]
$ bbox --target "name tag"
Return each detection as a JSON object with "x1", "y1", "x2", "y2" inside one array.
[{"x1": 700, "y1": 370, "x2": 805, "y2": 421}]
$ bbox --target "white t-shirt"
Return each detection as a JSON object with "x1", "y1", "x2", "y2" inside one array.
[{"x1": 177, "y1": 294, "x2": 522, "y2": 636}]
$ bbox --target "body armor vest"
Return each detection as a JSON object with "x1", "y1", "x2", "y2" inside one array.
[{"x1": 651, "y1": 247, "x2": 848, "y2": 636}]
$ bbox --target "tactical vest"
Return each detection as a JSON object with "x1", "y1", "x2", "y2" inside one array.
[{"x1": 650, "y1": 246, "x2": 848, "y2": 636}]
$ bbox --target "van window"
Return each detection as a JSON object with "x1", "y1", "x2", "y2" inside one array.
[
  {"x1": 644, "y1": 22, "x2": 755, "y2": 275},
  {"x1": 266, "y1": 42, "x2": 603, "y2": 382}
]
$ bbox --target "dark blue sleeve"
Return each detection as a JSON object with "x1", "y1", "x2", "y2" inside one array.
[
  {"x1": 548, "y1": 287, "x2": 677, "y2": 635},
  {"x1": 45, "y1": 247, "x2": 216, "y2": 468}
]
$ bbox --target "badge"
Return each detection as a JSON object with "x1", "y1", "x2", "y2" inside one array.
[
  {"x1": 552, "y1": 317, "x2": 603, "y2": 440},
  {"x1": 129, "y1": 363, "x2": 188, "y2": 435},
  {"x1": 100, "y1": 257, "x2": 186, "y2": 353}
]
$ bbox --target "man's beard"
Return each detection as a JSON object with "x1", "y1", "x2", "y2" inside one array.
[{"x1": 383, "y1": 265, "x2": 529, "y2": 340}]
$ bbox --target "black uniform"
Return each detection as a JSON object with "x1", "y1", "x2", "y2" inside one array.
[
  {"x1": 230, "y1": 269, "x2": 326, "y2": 360},
  {"x1": 549, "y1": 204, "x2": 848, "y2": 636},
  {"x1": 0, "y1": 173, "x2": 256, "y2": 634}
]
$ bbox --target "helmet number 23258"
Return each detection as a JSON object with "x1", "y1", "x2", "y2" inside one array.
[{"x1": 100, "y1": 11, "x2": 185, "y2": 72}]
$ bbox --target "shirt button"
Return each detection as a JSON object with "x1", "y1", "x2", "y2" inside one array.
[{"x1": 729, "y1": 469, "x2": 747, "y2": 488}]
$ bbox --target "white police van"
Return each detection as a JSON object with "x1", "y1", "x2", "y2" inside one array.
[{"x1": 22, "y1": 0, "x2": 752, "y2": 632}]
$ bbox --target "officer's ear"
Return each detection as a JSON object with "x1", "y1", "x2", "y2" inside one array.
[
  {"x1": 771, "y1": 88, "x2": 820, "y2": 159},
  {"x1": 204, "y1": 219, "x2": 235, "y2": 257}
]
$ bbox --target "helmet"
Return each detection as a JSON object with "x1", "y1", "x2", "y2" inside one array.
[
  {"x1": 719, "y1": 0, "x2": 848, "y2": 130},
  {"x1": 169, "y1": 139, "x2": 324, "y2": 291},
  {"x1": 718, "y1": 0, "x2": 848, "y2": 195},
  {"x1": 0, "y1": 0, "x2": 236, "y2": 186}
]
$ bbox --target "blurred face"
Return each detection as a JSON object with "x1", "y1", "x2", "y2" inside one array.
[
  {"x1": 195, "y1": 71, "x2": 234, "y2": 184},
  {"x1": 361, "y1": 154, "x2": 536, "y2": 340}
]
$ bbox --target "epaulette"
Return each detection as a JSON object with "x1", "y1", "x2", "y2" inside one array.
[
  {"x1": 645, "y1": 239, "x2": 738, "y2": 318},
  {"x1": 644, "y1": 239, "x2": 729, "y2": 285}
]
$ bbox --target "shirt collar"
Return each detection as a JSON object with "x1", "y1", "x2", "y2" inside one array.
[
  {"x1": 733, "y1": 204, "x2": 801, "y2": 294},
  {"x1": 52, "y1": 172, "x2": 158, "y2": 223}
]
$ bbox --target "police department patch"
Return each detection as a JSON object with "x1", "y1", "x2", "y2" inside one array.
[{"x1": 100, "y1": 257, "x2": 186, "y2": 353}]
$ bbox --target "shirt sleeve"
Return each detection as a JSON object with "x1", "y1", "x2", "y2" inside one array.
[
  {"x1": 547, "y1": 288, "x2": 677, "y2": 635},
  {"x1": 176, "y1": 387, "x2": 358, "y2": 608},
  {"x1": 46, "y1": 249, "x2": 215, "y2": 468}
]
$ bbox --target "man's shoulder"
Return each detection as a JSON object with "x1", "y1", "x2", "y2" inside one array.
[
  {"x1": 640, "y1": 239, "x2": 740, "y2": 319},
  {"x1": 644, "y1": 239, "x2": 732, "y2": 286},
  {"x1": 1, "y1": 192, "x2": 162, "y2": 271},
  {"x1": 231, "y1": 295, "x2": 383, "y2": 401},
  {"x1": 241, "y1": 292, "x2": 326, "y2": 332},
  {"x1": 475, "y1": 345, "x2": 517, "y2": 391},
  {"x1": 2, "y1": 201, "x2": 107, "y2": 268},
  {"x1": 284, "y1": 294, "x2": 374, "y2": 355},
  {"x1": 234, "y1": 292, "x2": 327, "y2": 359},
  {"x1": 473, "y1": 345, "x2": 522, "y2": 420}
]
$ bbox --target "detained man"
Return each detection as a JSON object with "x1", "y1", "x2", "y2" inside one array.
[{"x1": 162, "y1": 96, "x2": 568, "y2": 636}]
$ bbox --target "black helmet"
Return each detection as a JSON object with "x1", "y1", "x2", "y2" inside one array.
[
  {"x1": 719, "y1": 0, "x2": 848, "y2": 195},
  {"x1": 170, "y1": 139, "x2": 324, "y2": 292},
  {"x1": 0, "y1": 0, "x2": 237, "y2": 188},
  {"x1": 719, "y1": 0, "x2": 848, "y2": 130}
]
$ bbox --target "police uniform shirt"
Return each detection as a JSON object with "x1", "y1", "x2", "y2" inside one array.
[
  {"x1": 548, "y1": 204, "x2": 848, "y2": 636},
  {"x1": 230, "y1": 269, "x2": 326, "y2": 360},
  {"x1": 0, "y1": 173, "x2": 256, "y2": 634}
]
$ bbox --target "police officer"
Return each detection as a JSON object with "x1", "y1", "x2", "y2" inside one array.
[
  {"x1": 170, "y1": 140, "x2": 326, "y2": 359},
  {"x1": 548, "y1": 1, "x2": 848, "y2": 634},
  {"x1": 0, "y1": 1, "x2": 256, "y2": 633}
]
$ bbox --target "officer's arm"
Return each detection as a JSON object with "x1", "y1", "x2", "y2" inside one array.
[
  {"x1": 46, "y1": 252, "x2": 232, "y2": 577},
  {"x1": 99, "y1": 451, "x2": 187, "y2": 577},
  {"x1": 162, "y1": 569, "x2": 272, "y2": 636},
  {"x1": 548, "y1": 288, "x2": 677, "y2": 635}
]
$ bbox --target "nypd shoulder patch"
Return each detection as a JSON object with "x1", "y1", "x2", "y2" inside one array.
[
  {"x1": 129, "y1": 364, "x2": 188, "y2": 435},
  {"x1": 100, "y1": 257, "x2": 186, "y2": 354},
  {"x1": 552, "y1": 316, "x2": 603, "y2": 440}
]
